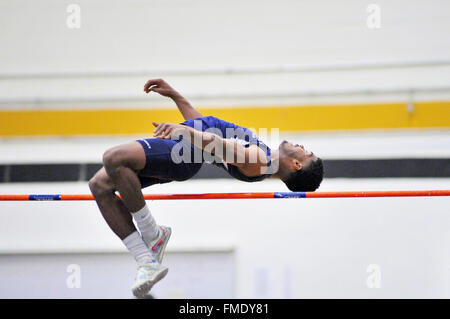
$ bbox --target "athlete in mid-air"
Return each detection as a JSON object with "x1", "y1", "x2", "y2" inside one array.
[{"x1": 88, "y1": 79, "x2": 323, "y2": 297}]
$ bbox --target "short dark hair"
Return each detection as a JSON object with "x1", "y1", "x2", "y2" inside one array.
[{"x1": 283, "y1": 158, "x2": 324, "y2": 192}]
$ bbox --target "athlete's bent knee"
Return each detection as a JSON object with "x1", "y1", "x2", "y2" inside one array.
[
  {"x1": 103, "y1": 148, "x2": 126, "y2": 170},
  {"x1": 89, "y1": 176, "x2": 113, "y2": 197}
]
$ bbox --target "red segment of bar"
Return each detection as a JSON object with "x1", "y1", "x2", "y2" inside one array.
[
  {"x1": 142, "y1": 192, "x2": 275, "y2": 200},
  {"x1": 60, "y1": 195, "x2": 95, "y2": 201},
  {"x1": 305, "y1": 190, "x2": 450, "y2": 198},
  {"x1": 0, "y1": 195, "x2": 30, "y2": 201}
]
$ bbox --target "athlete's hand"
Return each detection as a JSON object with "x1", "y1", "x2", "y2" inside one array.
[
  {"x1": 152, "y1": 121, "x2": 187, "y2": 139},
  {"x1": 144, "y1": 79, "x2": 178, "y2": 98}
]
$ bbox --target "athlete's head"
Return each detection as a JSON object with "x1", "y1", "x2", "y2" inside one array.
[{"x1": 277, "y1": 140, "x2": 323, "y2": 191}]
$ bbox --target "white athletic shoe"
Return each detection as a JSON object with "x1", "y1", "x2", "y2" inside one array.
[
  {"x1": 131, "y1": 261, "x2": 169, "y2": 298},
  {"x1": 148, "y1": 226, "x2": 172, "y2": 264}
]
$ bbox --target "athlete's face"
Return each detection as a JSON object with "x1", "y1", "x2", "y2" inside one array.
[{"x1": 279, "y1": 140, "x2": 316, "y2": 170}]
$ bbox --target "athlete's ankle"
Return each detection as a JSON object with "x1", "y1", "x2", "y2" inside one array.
[{"x1": 131, "y1": 204, "x2": 159, "y2": 244}]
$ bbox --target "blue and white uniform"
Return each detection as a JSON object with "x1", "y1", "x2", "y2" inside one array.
[{"x1": 136, "y1": 116, "x2": 272, "y2": 188}]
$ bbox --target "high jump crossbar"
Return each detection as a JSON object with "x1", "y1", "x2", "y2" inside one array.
[{"x1": 0, "y1": 190, "x2": 449, "y2": 201}]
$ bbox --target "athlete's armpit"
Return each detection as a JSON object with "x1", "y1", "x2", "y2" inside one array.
[{"x1": 239, "y1": 145, "x2": 270, "y2": 177}]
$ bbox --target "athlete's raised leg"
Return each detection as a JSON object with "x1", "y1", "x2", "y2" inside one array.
[
  {"x1": 90, "y1": 141, "x2": 169, "y2": 298},
  {"x1": 102, "y1": 141, "x2": 147, "y2": 212},
  {"x1": 101, "y1": 141, "x2": 168, "y2": 246}
]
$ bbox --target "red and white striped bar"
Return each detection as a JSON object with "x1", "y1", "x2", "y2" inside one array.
[{"x1": 0, "y1": 190, "x2": 449, "y2": 201}]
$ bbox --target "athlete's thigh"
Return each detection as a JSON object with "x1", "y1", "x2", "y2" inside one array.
[
  {"x1": 136, "y1": 138, "x2": 202, "y2": 181},
  {"x1": 93, "y1": 165, "x2": 170, "y2": 191},
  {"x1": 105, "y1": 141, "x2": 146, "y2": 172}
]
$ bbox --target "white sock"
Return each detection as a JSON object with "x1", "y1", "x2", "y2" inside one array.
[
  {"x1": 131, "y1": 204, "x2": 160, "y2": 247},
  {"x1": 122, "y1": 231, "x2": 154, "y2": 264}
]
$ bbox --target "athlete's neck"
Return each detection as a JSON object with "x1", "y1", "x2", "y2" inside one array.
[{"x1": 268, "y1": 149, "x2": 283, "y2": 180}]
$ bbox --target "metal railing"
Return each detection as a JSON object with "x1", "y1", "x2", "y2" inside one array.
[
  {"x1": 1, "y1": 59, "x2": 450, "y2": 79},
  {"x1": 0, "y1": 86, "x2": 449, "y2": 106}
]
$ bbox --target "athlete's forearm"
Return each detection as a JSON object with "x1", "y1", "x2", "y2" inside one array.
[
  {"x1": 219, "y1": 138, "x2": 247, "y2": 165},
  {"x1": 144, "y1": 78, "x2": 202, "y2": 120},
  {"x1": 180, "y1": 125, "x2": 217, "y2": 150},
  {"x1": 181, "y1": 126, "x2": 246, "y2": 166},
  {"x1": 171, "y1": 92, "x2": 203, "y2": 121}
]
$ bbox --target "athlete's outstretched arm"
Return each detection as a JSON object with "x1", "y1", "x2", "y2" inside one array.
[
  {"x1": 144, "y1": 78, "x2": 203, "y2": 120},
  {"x1": 152, "y1": 121, "x2": 269, "y2": 177}
]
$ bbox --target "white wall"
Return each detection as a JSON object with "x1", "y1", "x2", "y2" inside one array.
[
  {"x1": 0, "y1": 251, "x2": 235, "y2": 299},
  {"x1": 1, "y1": 0, "x2": 450, "y2": 108},
  {"x1": 2, "y1": 0, "x2": 450, "y2": 72}
]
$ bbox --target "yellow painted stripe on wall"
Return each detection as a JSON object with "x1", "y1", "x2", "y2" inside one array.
[
  {"x1": 0, "y1": 109, "x2": 184, "y2": 137},
  {"x1": 0, "y1": 101, "x2": 449, "y2": 137}
]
